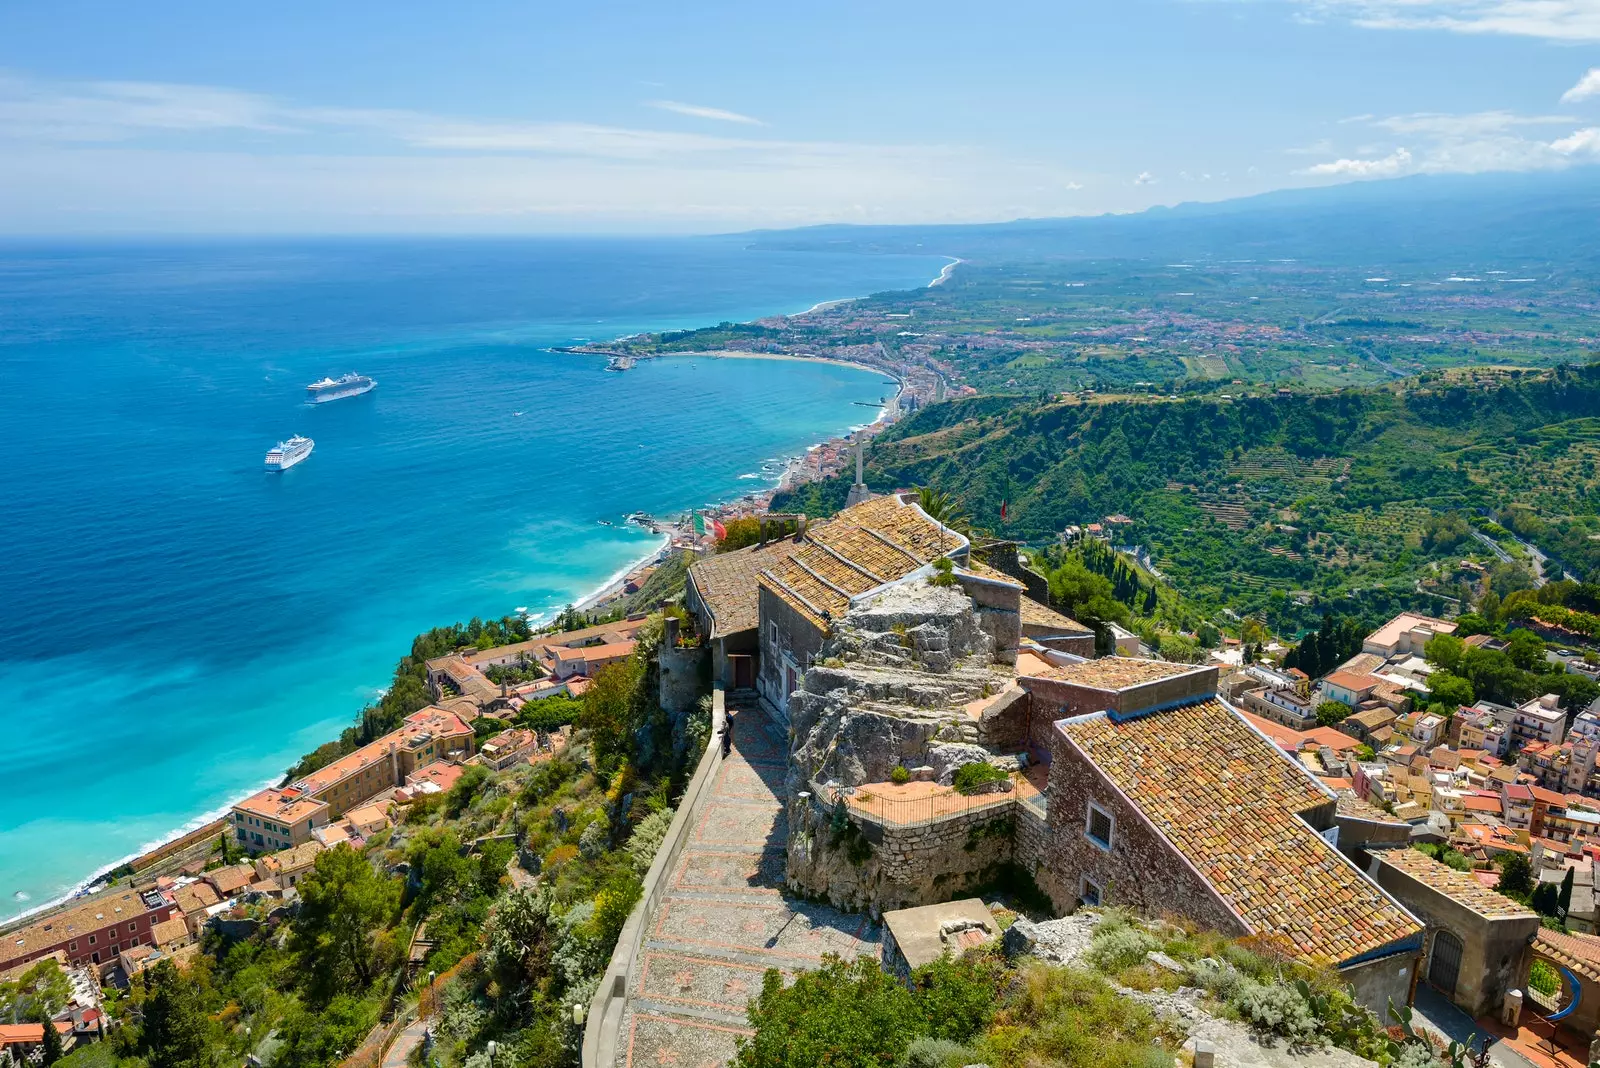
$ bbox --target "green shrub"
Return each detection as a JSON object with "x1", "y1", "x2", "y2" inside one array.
[
  {"x1": 972, "y1": 963, "x2": 1174, "y2": 1068},
  {"x1": 1231, "y1": 979, "x2": 1320, "y2": 1047},
  {"x1": 898, "y1": 1037, "x2": 972, "y2": 1068},
  {"x1": 891, "y1": 765, "x2": 912, "y2": 785},
  {"x1": 952, "y1": 762, "x2": 1008, "y2": 795},
  {"x1": 1084, "y1": 925, "x2": 1159, "y2": 974}
]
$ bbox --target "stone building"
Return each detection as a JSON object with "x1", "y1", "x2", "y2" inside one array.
[
  {"x1": 1037, "y1": 684, "x2": 1425, "y2": 1013},
  {"x1": 1367, "y1": 847, "x2": 1539, "y2": 1017},
  {"x1": 685, "y1": 534, "x2": 803, "y2": 689},
  {"x1": 756, "y1": 492, "x2": 974, "y2": 721}
]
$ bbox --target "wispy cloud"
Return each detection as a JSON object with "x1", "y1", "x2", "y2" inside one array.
[
  {"x1": 1134, "y1": 170, "x2": 1158, "y2": 185},
  {"x1": 1270, "y1": 1, "x2": 1600, "y2": 41},
  {"x1": 646, "y1": 100, "x2": 764, "y2": 126},
  {"x1": 1562, "y1": 67, "x2": 1600, "y2": 103},
  {"x1": 0, "y1": 72, "x2": 1115, "y2": 232}
]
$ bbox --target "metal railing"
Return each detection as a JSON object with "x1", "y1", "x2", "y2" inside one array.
[{"x1": 808, "y1": 772, "x2": 1029, "y2": 829}]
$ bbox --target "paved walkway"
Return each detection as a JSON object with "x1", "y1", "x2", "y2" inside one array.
[
  {"x1": 382, "y1": 1017, "x2": 433, "y2": 1068},
  {"x1": 616, "y1": 695, "x2": 882, "y2": 1068}
]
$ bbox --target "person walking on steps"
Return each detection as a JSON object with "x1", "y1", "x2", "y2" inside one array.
[{"x1": 721, "y1": 714, "x2": 734, "y2": 758}]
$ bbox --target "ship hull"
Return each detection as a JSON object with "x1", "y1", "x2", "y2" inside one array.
[{"x1": 308, "y1": 380, "x2": 376, "y2": 403}]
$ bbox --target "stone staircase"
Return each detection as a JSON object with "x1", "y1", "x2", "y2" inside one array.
[{"x1": 615, "y1": 700, "x2": 881, "y2": 1067}]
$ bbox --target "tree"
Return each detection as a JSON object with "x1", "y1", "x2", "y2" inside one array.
[
  {"x1": 0, "y1": 959, "x2": 71, "y2": 1023},
  {"x1": 293, "y1": 844, "x2": 400, "y2": 999},
  {"x1": 1532, "y1": 881, "x2": 1560, "y2": 916},
  {"x1": 1507, "y1": 628, "x2": 1547, "y2": 671},
  {"x1": 37, "y1": 1013, "x2": 63, "y2": 1066},
  {"x1": 717, "y1": 517, "x2": 763, "y2": 553},
  {"x1": 1498, "y1": 852, "x2": 1534, "y2": 898},
  {"x1": 1424, "y1": 633, "x2": 1465, "y2": 674},
  {"x1": 138, "y1": 960, "x2": 208, "y2": 1068},
  {"x1": 736, "y1": 953, "x2": 920, "y2": 1068},
  {"x1": 1316, "y1": 700, "x2": 1353, "y2": 728},
  {"x1": 579, "y1": 655, "x2": 647, "y2": 771},
  {"x1": 1560, "y1": 867, "x2": 1576, "y2": 918},
  {"x1": 915, "y1": 487, "x2": 971, "y2": 534},
  {"x1": 1428, "y1": 672, "x2": 1475, "y2": 709},
  {"x1": 1047, "y1": 558, "x2": 1130, "y2": 636}
]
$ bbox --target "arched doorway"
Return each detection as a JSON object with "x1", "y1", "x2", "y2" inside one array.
[{"x1": 1429, "y1": 929, "x2": 1463, "y2": 996}]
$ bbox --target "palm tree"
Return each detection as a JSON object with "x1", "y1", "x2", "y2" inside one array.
[{"x1": 916, "y1": 487, "x2": 971, "y2": 535}]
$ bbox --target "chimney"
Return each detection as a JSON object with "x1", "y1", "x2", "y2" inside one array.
[{"x1": 664, "y1": 615, "x2": 680, "y2": 648}]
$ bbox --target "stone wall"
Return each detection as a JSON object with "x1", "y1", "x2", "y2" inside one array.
[
  {"x1": 658, "y1": 630, "x2": 706, "y2": 718},
  {"x1": 1040, "y1": 729, "x2": 1247, "y2": 933},
  {"x1": 954, "y1": 571, "x2": 1022, "y2": 666},
  {"x1": 786, "y1": 794, "x2": 1019, "y2": 912},
  {"x1": 1014, "y1": 800, "x2": 1052, "y2": 895},
  {"x1": 976, "y1": 688, "x2": 1031, "y2": 752},
  {"x1": 1369, "y1": 852, "x2": 1538, "y2": 1017},
  {"x1": 757, "y1": 585, "x2": 826, "y2": 724}
]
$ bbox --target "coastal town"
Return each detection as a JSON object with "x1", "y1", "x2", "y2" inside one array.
[{"x1": 8, "y1": 460, "x2": 1600, "y2": 1068}]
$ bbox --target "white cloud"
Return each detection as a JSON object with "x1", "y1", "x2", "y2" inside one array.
[
  {"x1": 1298, "y1": 108, "x2": 1600, "y2": 177},
  {"x1": 1134, "y1": 170, "x2": 1158, "y2": 184},
  {"x1": 1552, "y1": 126, "x2": 1600, "y2": 153},
  {"x1": 1303, "y1": 146, "x2": 1414, "y2": 176},
  {"x1": 646, "y1": 100, "x2": 764, "y2": 126},
  {"x1": 1562, "y1": 67, "x2": 1600, "y2": 103},
  {"x1": 1272, "y1": 1, "x2": 1600, "y2": 41}
]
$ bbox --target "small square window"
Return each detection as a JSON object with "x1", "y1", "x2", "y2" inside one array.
[
  {"x1": 88, "y1": 934, "x2": 96, "y2": 945},
  {"x1": 1085, "y1": 801, "x2": 1114, "y2": 851},
  {"x1": 69, "y1": 942, "x2": 77, "y2": 953},
  {"x1": 128, "y1": 922, "x2": 137, "y2": 934},
  {"x1": 1081, "y1": 876, "x2": 1103, "y2": 908}
]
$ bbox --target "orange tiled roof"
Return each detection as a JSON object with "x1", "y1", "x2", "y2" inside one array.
[
  {"x1": 1535, "y1": 928, "x2": 1600, "y2": 982},
  {"x1": 1375, "y1": 848, "x2": 1534, "y2": 918},
  {"x1": 688, "y1": 537, "x2": 804, "y2": 637},
  {"x1": 1060, "y1": 698, "x2": 1421, "y2": 966},
  {"x1": 758, "y1": 494, "x2": 962, "y2": 630},
  {"x1": 1026, "y1": 656, "x2": 1208, "y2": 689}
]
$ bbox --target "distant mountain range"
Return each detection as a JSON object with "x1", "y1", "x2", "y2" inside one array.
[{"x1": 745, "y1": 167, "x2": 1600, "y2": 268}]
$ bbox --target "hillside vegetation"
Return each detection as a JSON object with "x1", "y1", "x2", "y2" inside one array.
[{"x1": 776, "y1": 363, "x2": 1600, "y2": 632}]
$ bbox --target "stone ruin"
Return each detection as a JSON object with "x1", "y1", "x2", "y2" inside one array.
[{"x1": 783, "y1": 578, "x2": 1033, "y2": 910}]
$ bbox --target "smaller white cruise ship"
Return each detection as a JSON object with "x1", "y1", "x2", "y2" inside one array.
[
  {"x1": 265, "y1": 435, "x2": 314, "y2": 471},
  {"x1": 306, "y1": 372, "x2": 376, "y2": 403}
]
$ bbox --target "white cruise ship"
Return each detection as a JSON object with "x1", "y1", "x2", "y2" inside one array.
[
  {"x1": 306, "y1": 372, "x2": 376, "y2": 403},
  {"x1": 265, "y1": 435, "x2": 314, "y2": 471}
]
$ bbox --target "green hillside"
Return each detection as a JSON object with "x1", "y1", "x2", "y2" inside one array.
[{"x1": 775, "y1": 363, "x2": 1600, "y2": 633}]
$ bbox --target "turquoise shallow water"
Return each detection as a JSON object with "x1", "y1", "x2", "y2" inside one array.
[{"x1": 0, "y1": 237, "x2": 944, "y2": 918}]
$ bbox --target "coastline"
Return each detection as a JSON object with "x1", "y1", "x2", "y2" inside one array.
[{"x1": 9, "y1": 264, "x2": 942, "y2": 928}]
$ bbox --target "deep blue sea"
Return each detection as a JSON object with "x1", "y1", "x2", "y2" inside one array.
[{"x1": 0, "y1": 237, "x2": 944, "y2": 919}]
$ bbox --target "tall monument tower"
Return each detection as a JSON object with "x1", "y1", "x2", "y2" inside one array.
[{"x1": 845, "y1": 438, "x2": 874, "y2": 507}]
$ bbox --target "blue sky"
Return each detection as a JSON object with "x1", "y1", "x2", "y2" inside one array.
[{"x1": 0, "y1": 0, "x2": 1597, "y2": 232}]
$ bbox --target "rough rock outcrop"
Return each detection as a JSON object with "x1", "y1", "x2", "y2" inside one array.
[{"x1": 784, "y1": 580, "x2": 1024, "y2": 909}]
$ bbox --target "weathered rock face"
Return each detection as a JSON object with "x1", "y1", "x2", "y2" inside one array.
[{"x1": 783, "y1": 580, "x2": 1024, "y2": 909}]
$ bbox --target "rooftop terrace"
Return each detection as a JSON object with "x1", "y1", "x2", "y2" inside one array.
[{"x1": 1375, "y1": 847, "x2": 1537, "y2": 919}]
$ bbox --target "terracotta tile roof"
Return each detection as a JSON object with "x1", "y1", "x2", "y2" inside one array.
[
  {"x1": 1535, "y1": 928, "x2": 1600, "y2": 982},
  {"x1": 1376, "y1": 849, "x2": 1535, "y2": 919},
  {"x1": 296, "y1": 706, "x2": 471, "y2": 796},
  {"x1": 1325, "y1": 670, "x2": 1380, "y2": 692},
  {"x1": 1337, "y1": 790, "x2": 1405, "y2": 826},
  {"x1": 0, "y1": 889, "x2": 169, "y2": 968},
  {"x1": 173, "y1": 882, "x2": 220, "y2": 914},
  {"x1": 688, "y1": 538, "x2": 803, "y2": 637},
  {"x1": 1026, "y1": 656, "x2": 1207, "y2": 689},
  {"x1": 1017, "y1": 595, "x2": 1093, "y2": 634},
  {"x1": 1531, "y1": 785, "x2": 1568, "y2": 806},
  {"x1": 758, "y1": 494, "x2": 962, "y2": 631},
  {"x1": 1302, "y1": 726, "x2": 1362, "y2": 752},
  {"x1": 1462, "y1": 795, "x2": 1504, "y2": 814},
  {"x1": 151, "y1": 916, "x2": 191, "y2": 946},
  {"x1": 231, "y1": 787, "x2": 328, "y2": 824},
  {"x1": 203, "y1": 864, "x2": 255, "y2": 895},
  {"x1": 1242, "y1": 711, "x2": 1304, "y2": 750},
  {"x1": 1059, "y1": 697, "x2": 1420, "y2": 966}
]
